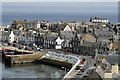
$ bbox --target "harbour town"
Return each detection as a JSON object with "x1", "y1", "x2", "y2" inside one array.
[{"x1": 1, "y1": 16, "x2": 120, "y2": 79}]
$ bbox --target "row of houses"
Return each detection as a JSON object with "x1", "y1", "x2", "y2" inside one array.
[
  {"x1": 0, "y1": 30, "x2": 118, "y2": 57},
  {"x1": 0, "y1": 17, "x2": 119, "y2": 56},
  {"x1": 95, "y1": 52, "x2": 120, "y2": 79},
  {"x1": 8, "y1": 17, "x2": 110, "y2": 32}
]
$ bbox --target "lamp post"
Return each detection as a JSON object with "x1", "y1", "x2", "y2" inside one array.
[{"x1": 62, "y1": 67, "x2": 69, "y2": 75}]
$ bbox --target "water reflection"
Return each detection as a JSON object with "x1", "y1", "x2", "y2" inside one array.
[{"x1": 2, "y1": 63, "x2": 65, "y2": 78}]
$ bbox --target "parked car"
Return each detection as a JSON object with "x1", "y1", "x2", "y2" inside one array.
[
  {"x1": 3, "y1": 43, "x2": 8, "y2": 46},
  {"x1": 77, "y1": 71, "x2": 83, "y2": 75},
  {"x1": 57, "y1": 51, "x2": 61, "y2": 53},
  {"x1": 80, "y1": 69, "x2": 84, "y2": 72},
  {"x1": 83, "y1": 74, "x2": 89, "y2": 78},
  {"x1": 75, "y1": 65, "x2": 82, "y2": 70}
]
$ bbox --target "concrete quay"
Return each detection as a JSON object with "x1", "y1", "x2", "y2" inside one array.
[
  {"x1": 3, "y1": 46, "x2": 79, "y2": 69},
  {"x1": 4, "y1": 52, "x2": 44, "y2": 67},
  {"x1": 40, "y1": 51, "x2": 80, "y2": 69}
]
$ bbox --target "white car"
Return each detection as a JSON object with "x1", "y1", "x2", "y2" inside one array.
[
  {"x1": 3, "y1": 43, "x2": 8, "y2": 46},
  {"x1": 77, "y1": 71, "x2": 83, "y2": 75}
]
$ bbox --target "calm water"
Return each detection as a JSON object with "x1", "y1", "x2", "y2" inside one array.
[
  {"x1": 2, "y1": 14, "x2": 118, "y2": 26},
  {"x1": 1, "y1": 58, "x2": 65, "y2": 78}
]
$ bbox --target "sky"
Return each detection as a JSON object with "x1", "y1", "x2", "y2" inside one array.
[
  {"x1": 1, "y1": 0, "x2": 120, "y2": 2},
  {"x1": 2, "y1": 2, "x2": 118, "y2": 15},
  {"x1": 1, "y1": 2, "x2": 119, "y2": 25}
]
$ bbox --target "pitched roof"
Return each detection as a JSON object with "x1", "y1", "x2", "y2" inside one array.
[
  {"x1": 96, "y1": 66, "x2": 105, "y2": 78},
  {"x1": 106, "y1": 52, "x2": 120, "y2": 65},
  {"x1": 2, "y1": 31, "x2": 10, "y2": 36},
  {"x1": 60, "y1": 31, "x2": 75, "y2": 40},
  {"x1": 58, "y1": 23, "x2": 67, "y2": 31},
  {"x1": 112, "y1": 72, "x2": 120, "y2": 79},
  {"x1": 44, "y1": 31, "x2": 58, "y2": 41},
  {"x1": 95, "y1": 28, "x2": 113, "y2": 38},
  {"x1": 88, "y1": 69, "x2": 102, "y2": 79},
  {"x1": 13, "y1": 30, "x2": 22, "y2": 36},
  {"x1": 82, "y1": 42, "x2": 95, "y2": 47}
]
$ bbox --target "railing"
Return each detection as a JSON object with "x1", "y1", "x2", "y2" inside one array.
[
  {"x1": 47, "y1": 51, "x2": 79, "y2": 64},
  {"x1": 46, "y1": 51, "x2": 83, "y2": 79}
]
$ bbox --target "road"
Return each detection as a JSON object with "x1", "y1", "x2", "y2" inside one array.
[{"x1": 70, "y1": 56, "x2": 95, "y2": 79}]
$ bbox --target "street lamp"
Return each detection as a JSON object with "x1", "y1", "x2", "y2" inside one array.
[{"x1": 62, "y1": 67, "x2": 69, "y2": 75}]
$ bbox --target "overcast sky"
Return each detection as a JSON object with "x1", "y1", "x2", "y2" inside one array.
[
  {"x1": 1, "y1": 1, "x2": 119, "y2": 25},
  {"x1": 2, "y1": 2, "x2": 118, "y2": 15},
  {"x1": 1, "y1": 0, "x2": 120, "y2": 2}
]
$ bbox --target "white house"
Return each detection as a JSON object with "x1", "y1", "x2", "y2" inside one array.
[
  {"x1": 90, "y1": 17, "x2": 109, "y2": 23},
  {"x1": 55, "y1": 36, "x2": 64, "y2": 49},
  {"x1": 0, "y1": 26, "x2": 6, "y2": 32},
  {"x1": 63, "y1": 25, "x2": 72, "y2": 31},
  {"x1": 9, "y1": 31, "x2": 15, "y2": 43}
]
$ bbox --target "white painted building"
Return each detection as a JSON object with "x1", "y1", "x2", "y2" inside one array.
[
  {"x1": 63, "y1": 25, "x2": 72, "y2": 31},
  {"x1": 90, "y1": 17, "x2": 109, "y2": 23},
  {"x1": 9, "y1": 31, "x2": 15, "y2": 43},
  {"x1": 0, "y1": 26, "x2": 6, "y2": 32},
  {"x1": 55, "y1": 36, "x2": 64, "y2": 49}
]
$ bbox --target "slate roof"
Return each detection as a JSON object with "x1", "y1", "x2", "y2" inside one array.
[
  {"x1": 13, "y1": 30, "x2": 22, "y2": 36},
  {"x1": 82, "y1": 41, "x2": 107, "y2": 47},
  {"x1": 82, "y1": 42, "x2": 95, "y2": 47},
  {"x1": 97, "y1": 37, "x2": 110, "y2": 43},
  {"x1": 106, "y1": 52, "x2": 120, "y2": 65},
  {"x1": 95, "y1": 28, "x2": 113, "y2": 39},
  {"x1": 60, "y1": 31, "x2": 74, "y2": 40},
  {"x1": 44, "y1": 31, "x2": 58, "y2": 41},
  {"x1": 96, "y1": 66, "x2": 105, "y2": 78},
  {"x1": 112, "y1": 72, "x2": 120, "y2": 79},
  {"x1": 2, "y1": 31, "x2": 10, "y2": 37},
  {"x1": 58, "y1": 24, "x2": 67, "y2": 31},
  {"x1": 88, "y1": 69, "x2": 102, "y2": 79}
]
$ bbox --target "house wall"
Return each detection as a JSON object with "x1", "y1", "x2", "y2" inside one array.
[
  {"x1": 112, "y1": 65, "x2": 119, "y2": 74},
  {"x1": 113, "y1": 41, "x2": 120, "y2": 51},
  {"x1": 82, "y1": 34, "x2": 96, "y2": 42},
  {"x1": 63, "y1": 25, "x2": 72, "y2": 31},
  {"x1": 104, "y1": 73, "x2": 112, "y2": 79},
  {"x1": 9, "y1": 31, "x2": 15, "y2": 43}
]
